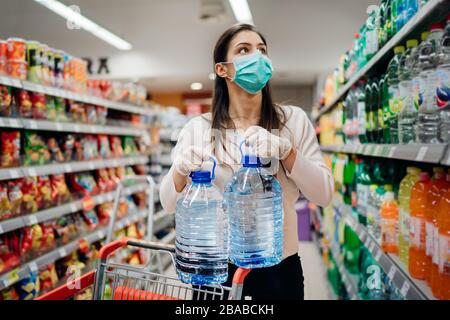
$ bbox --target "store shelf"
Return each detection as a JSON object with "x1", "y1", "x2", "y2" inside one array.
[
  {"x1": 324, "y1": 232, "x2": 360, "y2": 300},
  {"x1": 321, "y1": 143, "x2": 449, "y2": 165},
  {"x1": 0, "y1": 207, "x2": 148, "y2": 291},
  {"x1": 159, "y1": 128, "x2": 181, "y2": 142},
  {"x1": 0, "y1": 155, "x2": 149, "y2": 181},
  {"x1": 313, "y1": 0, "x2": 450, "y2": 121},
  {"x1": 336, "y1": 203, "x2": 435, "y2": 300},
  {"x1": 0, "y1": 182, "x2": 148, "y2": 235},
  {"x1": 0, "y1": 76, "x2": 153, "y2": 116}
]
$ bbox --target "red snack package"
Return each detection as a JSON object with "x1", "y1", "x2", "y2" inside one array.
[
  {"x1": 97, "y1": 202, "x2": 112, "y2": 225},
  {"x1": 109, "y1": 136, "x2": 123, "y2": 158},
  {"x1": 0, "y1": 183, "x2": 12, "y2": 221},
  {"x1": 95, "y1": 169, "x2": 109, "y2": 193},
  {"x1": 107, "y1": 167, "x2": 120, "y2": 186},
  {"x1": 1, "y1": 131, "x2": 20, "y2": 168},
  {"x1": 15, "y1": 89, "x2": 32, "y2": 118},
  {"x1": 116, "y1": 167, "x2": 126, "y2": 181},
  {"x1": 0, "y1": 233, "x2": 20, "y2": 274},
  {"x1": 37, "y1": 176, "x2": 52, "y2": 209},
  {"x1": 7, "y1": 180, "x2": 22, "y2": 218},
  {"x1": 19, "y1": 227, "x2": 33, "y2": 260},
  {"x1": 50, "y1": 174, "x2": 71, "y2": 204},
  {"x1": 40, "y1": 222, "x2": 56, "y2": 253},
  {"x1": 21, "y1": 177, "x2": 40, "y2": 214},
  {"x1": 0, "y1": 85, "x2": 12, "y2": 117},
  {"x1": 30, "y1": 92, "x2": 46, "y2": 119}
]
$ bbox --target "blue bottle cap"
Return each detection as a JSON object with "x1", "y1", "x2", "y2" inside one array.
[
  {"x1": 242, "y1": 155, "x2": 262, "y2": 168},
  {"x1": 190, "y1": 171, "x2": 213, "y2": 183}
]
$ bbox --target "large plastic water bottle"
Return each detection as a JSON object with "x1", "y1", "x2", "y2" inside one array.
[
  {"x1": 224, "y1": 143, "x2": 283, "y2": 269},
  {"x1": 387, "y1": 46, "x2": 405, "y2": 144},
  {"x1": 437, "y1": 15, "x2": 450, "y2": 142},
  {"x1": 175, "y1": 159, "x2": 228, "y2": 285},
  {"x1": 398, "y1": 39, "x2": 419, "y2": 144},
  {"x1": 417, "y1": 23, "x2": 445, "y2": 144}
]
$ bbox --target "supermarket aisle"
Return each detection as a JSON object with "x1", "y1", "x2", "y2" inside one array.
[{"x1": 298, "y1": 241, "x2": 330, "y2": 300}]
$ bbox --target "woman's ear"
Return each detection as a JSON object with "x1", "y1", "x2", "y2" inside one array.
[{"x1": 215, "y1": 63, "x2": 229, "y2": 79}]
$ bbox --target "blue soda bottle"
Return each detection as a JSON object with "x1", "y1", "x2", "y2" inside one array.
[{"x1": 175, "y1": 158, "x2": 228, "y2": 285}]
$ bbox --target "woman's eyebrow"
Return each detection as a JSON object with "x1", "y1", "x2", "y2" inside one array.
[{"x1": 234, "y1": 42, "x2": 266, "y2": 47}]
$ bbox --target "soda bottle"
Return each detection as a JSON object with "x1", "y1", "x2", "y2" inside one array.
[
  {"x1": 344, "y1": 224, "x2": 361, "y2": 275},
  {"x1": 404, "y1": 0, "x2": 419, "y2": 25},
  {"x1": 391, "y1": 0, "x2": 399, "y2": 36},
  {"x1": 378, "y1": 0, "x2": 388, "y2": 48},
  {"x1": 357, "y1": 79, "x2": 368, "y2": 144},
  {"x1": 381, "y1": 191, "x2": 399, "y2": 254},
  {"x1": 365, "y1": 5, "x2": 380, "y2": 61},
  {"x1": 356, "y1": 158, "x2": 371, "y2": 226},
  {"x1": 365, "y1": 79, "x2": 374, "y2": 142},
  {"x1": 372, "y1": 79, "x2": 381, "y2": 143},
  {"x1": 417, "y1": 23, "x2": 445, "y2": 144},
  {"x1": 426, "y1": 168, "x2": 447, "y2": 292},
  {"x1": 384, "y1": 0, "x2": 394, "y2": 41},
  {"x1": 409, "y1": 172, "x2": 431, "y2": 280},
  {"x1": 398, "y1": 40, "x2": 419, "y2": 144},
  {"x1": 437, "y1": 172, "x2": 450, "y2": 300},
  {"x1": 377, "y1": 77, "x2": 386, "y2": 143},
  {"x1": 381, "y1": 73, "x2": 392, "y2": 143},
  {"x1": 437, "y1": 14, "x2": 450, "y2": 142},
  {"x1": 395, "y1": 0, "x2": 406, "y2": 32},
  {"x1": 387, "y1": 46, "x2": 406, "y2": 144},
  {"x1": 398, "y1": 167, "x2": 421, "y2": 266}
]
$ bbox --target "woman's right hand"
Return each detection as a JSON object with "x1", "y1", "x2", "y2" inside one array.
[{"x1": 173, "y1": 146, "x2": 210, "y2": 177}]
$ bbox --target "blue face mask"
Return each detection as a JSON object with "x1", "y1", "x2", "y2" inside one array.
[{"x1": 223, "y1": 51, "x2": 274, "y2": 94}]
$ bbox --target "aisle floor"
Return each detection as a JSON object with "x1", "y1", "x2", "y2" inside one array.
[{"x1": 163, "y1": 241, "x2": 331, "y2": 300}]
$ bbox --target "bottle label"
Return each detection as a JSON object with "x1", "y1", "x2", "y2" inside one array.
[
  {"x1": 399, "y1": 209, "x2": 410, "y2": 241},
  {"x1": 439, "y1": 234, "x2": 450, "y2": 275},
  {"x1": 358, "y1": 102, "x2": 366, "y2": 134},
  {"x1": 436, "y1": 68, "x2": 450, "y2": 109},
  {"x1": 425, "y1": 222, "x2": 433, "y2": 257},
  {"x1": 432, "y1": 226, "x2": 439, "y2": 264},
  {"x1": 381, "y1": 217, "x2": 398, "y2": 246},
  {"x1": 389, "y1": 86, "x2": 402, "y2": 114},
  {"x1": 410, "y1": 216, "x2": 425, "y2": 250},
  {"x1": 411, "y1": 77, "x2": 422, "y2": 111},
  {"x1": 399, "y1": 80, "x2": 410, "y2": 112},
  {"x1": 357, "y1": 184, "x2": 369, "y2": 215}
]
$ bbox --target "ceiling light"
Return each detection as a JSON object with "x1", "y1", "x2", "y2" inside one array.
[
  {"x1": 209, "y1": 73, "x2": 217, "y2": 80},
  {"x1": 190, "y1": 82, "x2": 203, "y2": 91},
  {"x1": 34, "y1": 0, "x2": 132, "y2": 50},
  {"x1": 228, "y1": 0, "x2": 254, "y2": 25}
]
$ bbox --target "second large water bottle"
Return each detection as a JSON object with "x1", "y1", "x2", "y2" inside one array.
[
  {"x1": 224, "y1": 144, "x2": 283, "y2": 269},
  {"x1": 175, "y1": 159, "x2": 228, "y2": 285}
]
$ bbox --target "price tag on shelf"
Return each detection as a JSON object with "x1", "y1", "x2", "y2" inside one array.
[
  {"x1": 28, "y1": 120, "x2": 38, "y2": 130},
  {"x1": 388, "y1": 146, "x2": 396, "y2": 158},
  {"x1": 112, "y1": 159, "x2": 119, "y2": 167},
  {"x1": 64, "y1": 164, "x2": 72, "y2": 173},
  {"x1": 58, "y1": 248, "x2": 67, "y2": 258},
  {"x1": 7, "y1": 268, "x2": 19, "y2": 287},
  {"x1": 27, "y1": 168, "x2": 37, "y2": 176},
  {"x1": 368, "y1": 241, "x2": 375, "y2": 253},
  {"x1": 400, "y1": 281, "x2": 411, "y2": 297},
  {"x1": 375, "y1": 249, "x2": 382, "y2": 262},
  {"x1": 28, "y1": 262, "x2": 38, "y2": 273},
  {"x1": 388, "y1": 265, "x2": 397, "y2": 280},
  {"x1": 74, "y1": 124, "x2": 81, "y2": 132},
  {"x1": 375, "y1": 145, "x2": 383, "y2": 156},
  {"x1": 55, "y1": 123, "x2": 63, "y2": 131},
  {"x1": 416, "y1": 146, "x2": 428, "y2": 161},
  {"x1": 8, "y1": 119, "x2": 20, "y2": 127},
  {"x1": 88, "y1": 162, "x2": 95, "y2": 170},
  {"x1": 1, "y1": 76, "x2": 12, "y2": 86},
  {"x1": 27, "y1": 215, "x2": 38, "y2": 226},
  {"x1": 9, "y1": 169, "x2": 20, "y2": 179},
  {"x1": 70, "y1": 203, "x2": 78, "y2": 212},
  {"x1": 364, "y1": 237, "x2": 371, "y2": 248},
  {"x1": 0, "y1": 224, "x2": 4, "y2": 234}
]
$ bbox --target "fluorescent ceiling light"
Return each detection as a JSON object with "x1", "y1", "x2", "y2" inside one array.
[
  {"x1": 228, "y1": 0, "x2": 254, "y2": 25},
  {"x1": 190, "y1": 82, "x2": 203, "y2": 91},
  {"x1": 34, "y1": 0, "x2": 132, "y2": 50}
]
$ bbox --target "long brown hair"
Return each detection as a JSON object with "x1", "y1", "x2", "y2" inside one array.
[{"x1": 211, "y1": 24, "x2": 285, "y2": 132}]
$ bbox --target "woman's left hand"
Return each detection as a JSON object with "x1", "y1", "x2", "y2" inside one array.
[{"x1": 244, "y1": 126, "x2": 292, "y2": 160}]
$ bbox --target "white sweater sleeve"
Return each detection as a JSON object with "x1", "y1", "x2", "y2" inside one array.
[{"x1": 284, "y1": 107, "x2": 334, "y2": 207}]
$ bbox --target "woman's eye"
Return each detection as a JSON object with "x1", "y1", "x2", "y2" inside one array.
[
  {"x1": 239, "y1": 47, "x2": 249, "y2": 54},
  {"x1": 258, "y1": 48, "x2": 267, "y2": 54}
]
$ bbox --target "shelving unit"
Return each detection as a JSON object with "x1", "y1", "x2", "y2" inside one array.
[
  {"x1": 312, "y1": 0, "x2": 450, "y2": 121},
  {"x1": 336, "y1": 203, "x2": 435, "y2": 300},
  {"x1": 0, "y1": 76, "x2": 154, "y2": 117},
  {"x1": 321, "y1": 143, "x2": 449, "y2": 164}
]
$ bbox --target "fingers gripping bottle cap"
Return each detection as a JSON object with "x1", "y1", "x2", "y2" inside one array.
[{"x1": 189, "y1": 157, "x2": 217, "y2": 183}]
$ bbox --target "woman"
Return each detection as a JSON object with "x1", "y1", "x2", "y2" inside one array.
[{"x1": 160, "y1": 24, "x2": 333, "y2": 300}]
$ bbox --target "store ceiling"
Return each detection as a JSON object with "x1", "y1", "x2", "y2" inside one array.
[{"x1": 0, "y1": 0, "x2": 375, "y2": 92}]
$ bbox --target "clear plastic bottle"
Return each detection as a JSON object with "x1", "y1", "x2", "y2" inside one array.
[
  {"x1": 417, "y1": 23, "x2": 445, "y2": 144},
  {"x1": 398, "y1": 40, "x2": 419, "y2": 144},
  {"x1": 224, "y1": 152, "x2": 283, "y2": 268},
  {"x1": 365, "y1": 5, "x2": 380, "y2": 61},
  {"x1": 357, "y1": 79, "x2": 368, "y2": 144},
  {"x1": 387, "y1": 46, "x2": 406, "y2": 144},
  {"x1": 404, "y1": 0, "x2": 419, "y2": 25},
  {"x1": 437, "y1": 15, "x2": 450, "y2": 142},
  {"x1": 175, "y1": 163, "x2": 228, "y2": 285}
]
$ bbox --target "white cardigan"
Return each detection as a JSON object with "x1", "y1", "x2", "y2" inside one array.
[{"x1": 159, "y1": 105, "x2": 334, "y2": 258}]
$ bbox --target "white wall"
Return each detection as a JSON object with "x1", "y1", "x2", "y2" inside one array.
[{"x1": 271, "y1": 85, "x2": 314, "y2": 115}]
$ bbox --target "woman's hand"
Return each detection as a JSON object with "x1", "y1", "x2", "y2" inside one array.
[
  {"x1": 172, "y1": 146, "x2": 209, "y2": 192},
  {"x1": 244, "y1": 126, "x2": 293, "y2": 160}
]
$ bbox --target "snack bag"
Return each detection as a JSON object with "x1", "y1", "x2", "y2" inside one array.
[
  {"x1": 1, "y1": 131, "x2": 20, "y2": 168},
  {"x1": 60, "y1": 134, "x2": 75, "y2": 161},
  {"x1": 21, "y1": 177, "x2": 40, "y2": 214},
  {"x1": 95, "y1": 169, "x2": 109, "y2": 193},
  {"x1": 0, "y1": 85, "x2": 12, "y2": 117},
  {"x1": 109, "y1": 136, "x2": 123, "y2": 157},
  {"x1": 50, "y1": 174, "x2": 70, "y2": 204},
  {"x1": 45, "y1": 95, "x2": 56, "y2": 121},
  {"x1": 96, "y1": 106, "x2": 107, "y2": 125},
  {"x1": 73, "y1": 173, "x2": 98, "y2": 195},
  {"x1": 108, "y1": 167, "x2": 120, "y2": 186},
  {"x1": 47, "y1": 137, "x2": 64, "y2": 163},
  {"x1": 116, "y1": 166, "x2": 126, "y2": 181},
  {"x1": 82, "y1": 210, "x2": 99, "y2": 230},
  {"x1": 19, "y1": 227, "x2": 33, "y2": 260},
  {"x1": 14, "y1": 271, "x2": 39, "y2": 300},
  {"x1": 86, "y1": 105, "x2": 98, "y2": 124},
  {"x1": 68, "y1": 101, "x2": 86, "y2": 123},
  {"x1": 15, "y1": 89, "x2": 32, "y2": 118},
  {"x1": 54, "y1": 216, "x2": 71, "y2": 245},
  {"x1": 54, "y1": 96, "x2": 67, "y2": 121},
  {"x1": 7, "y1": 180, "x2": 22, "y2": 217},
  {"x1": 97, "y1": 202, "x2": 112, "y2": 225},
  {"x1": 123, "y1": 136, "x2": 138, "y2": 156},
  {"x1": 97, "y1": 135, "x2": 111, "y2": 159},
  {"x1": 0, "y1": 183, "x2": 12, "y2": 221},
  {"x1": 37, "y1": 175, "x2": 52, "y2": 209},
  {"x1": 0, "y1": 287, "x2": 19, "y2": 300},
  {"x1": 39, "y1": 264, "x2": 58, "y2": 293},
  {"x1": 24, "y1": 131, "x2": 49, "y2": 166},
  {"x1": 30, "y1": 224, "x2": 43, "y2": 255},
  {"x1": 40, "y1": 222, "x2": 56, "y2": 253},
  {"x1": 30, "y1": 92, "x2": 46, "y2": 119}
]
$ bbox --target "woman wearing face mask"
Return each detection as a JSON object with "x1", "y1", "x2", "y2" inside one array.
[{"x1": 160, "y1": 24, "x2": 333, "y2": 300}]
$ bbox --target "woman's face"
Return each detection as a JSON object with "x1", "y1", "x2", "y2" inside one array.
[{"x1": 216, "y1": 30, "x2": 268, "y2": 80}]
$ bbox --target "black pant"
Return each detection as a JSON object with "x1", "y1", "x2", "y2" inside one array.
[{"x1": 194, "y1": 254, "x2": 304, "y2": 300}]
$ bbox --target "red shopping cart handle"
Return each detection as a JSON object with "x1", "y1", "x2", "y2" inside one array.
[
  {"x1": 36, "y1": 270, "x2": 96, "y2": 300},
  {"x1": 98, "y1": 237, "x2": 175, "y2": 259}
]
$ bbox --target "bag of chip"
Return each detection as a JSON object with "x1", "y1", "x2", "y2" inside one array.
[
  {"x1": 30, "y1": 92, "x2": 46, "y2": 119},
  {"x1": 0, "y1": 85, "x2": 12, "y2": 117},
  {"x1": 0, "y1": 183, "x2": 12, "y2": 221},
  {"x1": 21, "y1": 177, "x2": 40, "y2": 214},
  {"x1": 50, "y1": 174, "x2": 70, "y2": 204},
  {"x1": 7, "y1": 180, "x2": 22, "y2": 217},
  {"x1": 37, "y1": 175, "x2": 52, "y2": 209},
  {"x1": 1, "y1": 131, "x2": 20, "y2": 168}
]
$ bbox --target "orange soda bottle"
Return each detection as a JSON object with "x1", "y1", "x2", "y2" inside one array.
[
  {"x1": 425, "y1": 168, "x2": 447, "y2": 287},
  {"x1": 409, "y1": 172, "x2": 431, "y2": 280},
  {"x1": 437, "y1": 173, "x2": 450, "y2": 300},
  {"x1": 381, "y1": 191, "x2": 399, "y2": 254}
]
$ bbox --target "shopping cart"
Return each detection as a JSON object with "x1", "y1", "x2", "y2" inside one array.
[{"x1": 37, "y1": 238, "x2": 251, "y2": 300}]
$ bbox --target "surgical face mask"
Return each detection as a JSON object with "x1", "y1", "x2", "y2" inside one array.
[{"x1": 221, "y1": 51, "x2": 273, "y2": 94}]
